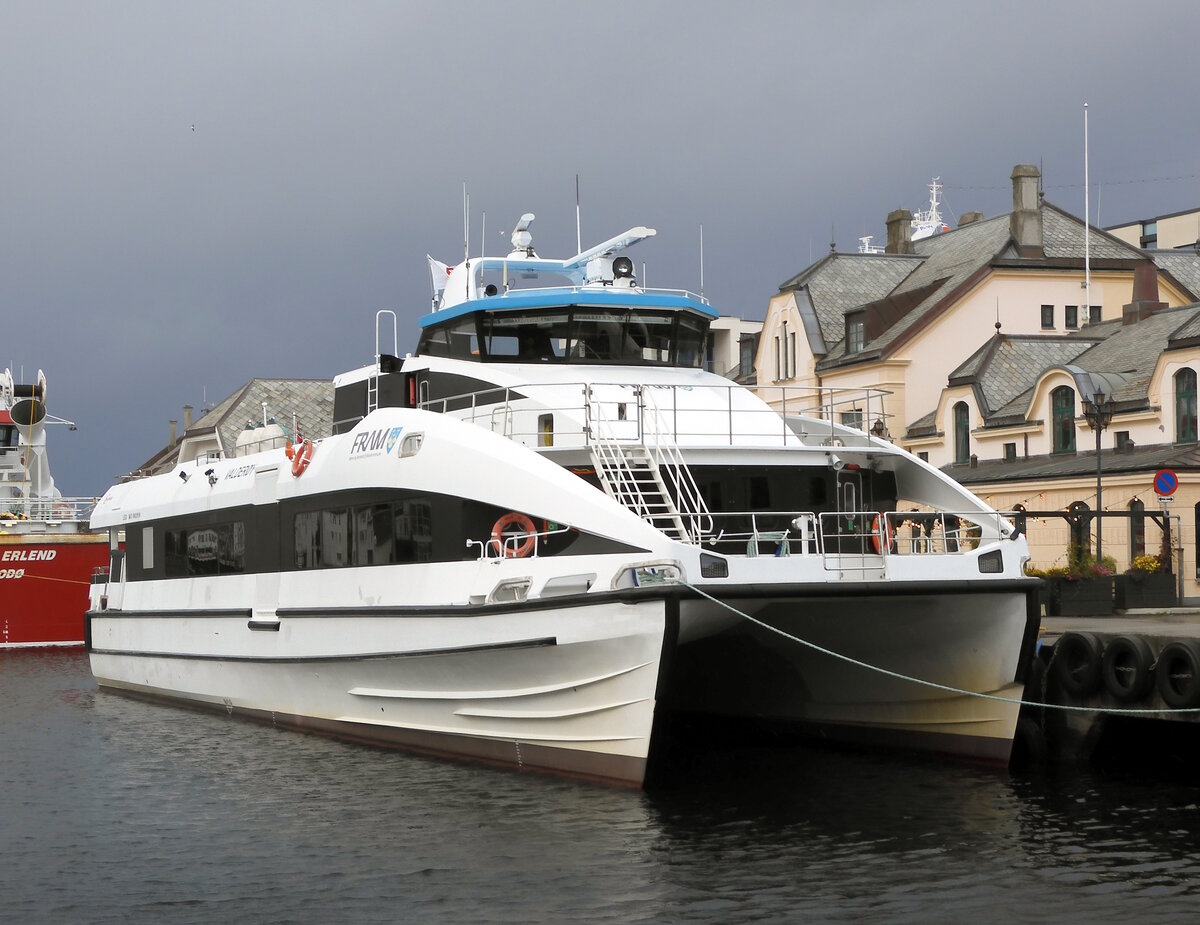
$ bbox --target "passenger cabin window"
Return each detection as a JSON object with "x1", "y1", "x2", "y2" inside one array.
[
  {"x1": 417, "y1": 307, "x2": 710, "y2": 367},
  {"x1": 164, "y1": 523, "x2": 246, "y2": 577}
]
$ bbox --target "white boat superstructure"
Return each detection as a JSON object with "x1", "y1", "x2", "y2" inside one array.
[{"x1": 89, "y1": 215, "x2": 1040, "y2": 785}]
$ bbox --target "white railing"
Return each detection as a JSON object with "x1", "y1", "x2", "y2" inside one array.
[
  {"x1": 703, "y1": 509, "x2": 1012, "y2": 559},
  {"x1": 0, "y1": 496, "x2": 97, "y2": 523},
  {"x1": 420, "y1": 382, "x2": 894, "y2": 449}
]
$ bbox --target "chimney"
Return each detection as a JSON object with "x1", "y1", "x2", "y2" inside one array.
[
  {"x1": 169, "y1": 419, "x2": 177, "y2": 448},
  {"x1": 1009, "y1": 165, "x2": 1043, "y2": 257},
  {"x1": 959, "y1": 211, "x2": 984, "y2": 227},
  {"x1": 885, "y1": 209, "x2": 914, "y2": 255},
  {"x1": 1122, "y1": 260, "x2": 1168, "y2": 324},
  {"x1": 183, "y1": 404, "x2": 194, "y2": 431}
]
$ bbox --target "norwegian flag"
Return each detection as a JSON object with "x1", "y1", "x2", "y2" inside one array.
[{"x1": 427, "y1": 255, "x2": 452, "y2": 302}]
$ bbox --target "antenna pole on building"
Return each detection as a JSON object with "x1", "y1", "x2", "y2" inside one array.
[{"x1": 1084, "y1": 103, "x2": 1091, "y2": 316}]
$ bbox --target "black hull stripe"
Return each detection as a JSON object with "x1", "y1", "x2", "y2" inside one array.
[
  {"x1": 92, "y1": 577, "x2": 1038, "y2": 622},
  {"x1": 90, "y1": 636, "x2": 556, "y2": 664}
]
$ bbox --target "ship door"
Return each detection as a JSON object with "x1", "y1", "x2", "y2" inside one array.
[
  {"x1": 104, "y1": 528, "x2": 126, "y2": 610},
  {"x1": 836, "y1": 468, "x2": 868, "y2": 555},
  {"x1": 250, "y1": 467, "x2": 281, "y2": 630}
]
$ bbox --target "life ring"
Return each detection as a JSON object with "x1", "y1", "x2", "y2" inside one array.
[
  {"x1": 870, "y1": 513, "x2": 894, "y2": 554},
  {"x1": 1101, "y1": 634, "x2": 1156, "y2": 702},
  {"x1": 291, "y1": 439, "x2": 314, "y2": 477},
  {"x1": 1052, "y1": 631, "x2": 1102, "y2": 696},
  {"x1": 491, "y1": 511, "x2": 537, "y2": 558},
  {"x1": 1155, "y1": 639, "x2": 1200, "y2": 709}
]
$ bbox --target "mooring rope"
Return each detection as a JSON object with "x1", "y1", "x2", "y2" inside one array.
[{"x1": 684, "y1": 582, "x2": 1200, "y2": 716}]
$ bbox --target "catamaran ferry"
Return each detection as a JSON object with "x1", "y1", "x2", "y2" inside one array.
[{"x1": 87, "y1": 216, "x2": 1040, "y2": 786}]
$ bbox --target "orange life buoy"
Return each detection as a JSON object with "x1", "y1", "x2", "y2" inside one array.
[
  {"x1": 291, "y1": 439, "x2": 314, "y2": 477},
  {"x1": 871, "y1": 513, "x2": 894, "y2": 554},
  {"x1": 491, "y1": 511, "x2": 537, "y2": 558}
]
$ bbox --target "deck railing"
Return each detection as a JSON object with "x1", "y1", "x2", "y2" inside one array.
[
  {"x1": 0, "y1": 496, "x2": 98, "y2": 523},
  {"x1": 419, "y1": 381, "x2": 894, "y2": 449}
]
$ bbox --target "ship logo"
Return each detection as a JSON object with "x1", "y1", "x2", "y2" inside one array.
[{"x1": 385, "y1": 427, "x2": 403, "y2": 454}]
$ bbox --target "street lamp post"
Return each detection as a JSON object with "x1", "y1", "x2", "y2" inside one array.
[{"x1": 1081, "y1": 388, "x2": 1116, "y2": 563}]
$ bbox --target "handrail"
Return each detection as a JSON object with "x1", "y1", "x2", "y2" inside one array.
[
  {"x1": 419, "y1": 381, "x2": 895, "y2": 449},
  {"x1": 639, "y1": 386, "x2": 713, "y2": 540},
  {"x1": 0, "y1": 496, "x2": 98, "y2": 523}
]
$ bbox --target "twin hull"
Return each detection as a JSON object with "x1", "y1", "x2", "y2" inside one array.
[{"x1": 88, "y1": 581, "x2": 1036, "y2": 785}]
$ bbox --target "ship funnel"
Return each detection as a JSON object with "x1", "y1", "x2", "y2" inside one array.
[{"x1": 10, "y1": 397, "x2": 47, "y2": 428}]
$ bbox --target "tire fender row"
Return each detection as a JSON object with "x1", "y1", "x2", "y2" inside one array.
[{"x1": 1050, "y1": 631, "x2": 1200, "y2": 710}]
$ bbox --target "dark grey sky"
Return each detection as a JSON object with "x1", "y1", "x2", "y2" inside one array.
[{"x1": 4, "y1": 0, "x2": 1197, "y2": 496}]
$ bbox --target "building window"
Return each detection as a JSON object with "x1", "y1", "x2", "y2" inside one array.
[
  {"x1": 1115, "y1": 430, "x2": 1131, "y2": 451},
  {"x1": 1003, "y1": 442, "x2": 1017, "y2": 462},
  {"x1": 774, "y1": 335, "x2": 781, "y2": 380},
  {"x1": 918, "y1": 451, "x2": 929, "y2": 462},
  {"x1": 1088, "y1": 305, "x2": 1101, "y2": 325},
  {"x1": 1177, "y1": 367, "x2": 1198, "y2": 443},
  {"x1": 738, "y1": 335, "x2": 755, "y2": 378},
  {"x1": 1065, "y1": 305, "x2": 1078, "y2": 329},
  {"x1": 1040, "y1": 304, "x2": 1054, "y2": 329},
  {"x1": 1051, "y1": 385, "x2": 1076, "y2": 453},
  {"x1": 1129, "y1": 499, "x2": 1146, "y2": 559},
  {"x1": 841, "y1": 410, "x2": 863, "y2": 431},
  {"x1": 846, "y1": 318, "x2": 866, "y2": 354},
  {"x1": 781, "y1": 322, "x2": 789, "y2": 378},
  {"x1": 1141, "y1": 221, "x2": 1157, "y2": 249},
  {"x1": 789, "y1": 331, "x2": 797, "y2": 378},
  {"x1": 953, "y1": 402, "x2": 969, "y2": 464}
]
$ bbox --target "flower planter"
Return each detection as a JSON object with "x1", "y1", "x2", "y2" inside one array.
[
  {"x1": 1115, "y1": 573, "x2": 1178, "y2": 610},
  {"x1": 1049, "y1": 576, "x2": 1114, "y2": 616}
]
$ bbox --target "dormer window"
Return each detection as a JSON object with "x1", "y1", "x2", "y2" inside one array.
[{"x1": 846, "y1": 316, "x2": 866, "y2": 354}]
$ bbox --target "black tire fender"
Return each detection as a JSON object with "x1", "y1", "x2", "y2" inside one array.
[
  {"x1": 1100, "y1": 634, "x2": 1155, "y2": 702},
  {"x1": 1155, "y1": 639, "x2": 1200, "y2": 710},
  {"x1": 1053, "y1": 631, "x2": 1103, "y2": 696}
]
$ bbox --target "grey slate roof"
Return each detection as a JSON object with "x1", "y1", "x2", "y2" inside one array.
[
  {"x1": 947, "y1": 440, "x2": 1200, "y2": 487},
  {"x1": 780, "y1": 253, "x2": 918, "y2": 346},
  {"x1": 1068, "y1": 306, "x2": 1200, "y2": 404},
  {"x1": 136, "y1": 378, "x2": 334, "y2": 474},
  {"x1": 806, "y1": 200, "x2": 1150, "y2": 372},
  {"x1": 973, "y1": 335, "x2": 1103, "y2": 416},
  {"x1": 1153, "y1": 249, "x2": 1200, "y2": 301}
]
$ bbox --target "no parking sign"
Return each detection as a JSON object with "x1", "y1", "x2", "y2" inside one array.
[{"x1": 1154, "y1": 468, "x2": 1178, "y2": 503}]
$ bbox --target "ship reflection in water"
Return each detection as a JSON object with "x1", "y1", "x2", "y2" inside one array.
[{"x1": 5, "y1": 649, "x2": 1200, "y2": 924}]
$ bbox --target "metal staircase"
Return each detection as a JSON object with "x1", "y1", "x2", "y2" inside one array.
[{"x1": 587, "y1": 386, "x2": 712, "y2": 543}]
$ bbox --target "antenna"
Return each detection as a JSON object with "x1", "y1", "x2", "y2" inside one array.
[
  {"x1": 480, "y1": 211, "x2": 486, "y2": 259},
  {"x1": 462, "y1": 183, "x2": 469, "y2": 262},
  {"x1": 699, "y1": 223, "x2": 705, "y2": 300},
  {"x1": 1084, "y1": 103, "x2": 1091, "y2": 317},
  {"x1": 575, "y1": 174, "x2": 581, "y2": 254}
]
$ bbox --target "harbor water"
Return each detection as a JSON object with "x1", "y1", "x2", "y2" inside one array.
[{"x1": 4, "y1": 648, "x2": 1200, "y2": 924}]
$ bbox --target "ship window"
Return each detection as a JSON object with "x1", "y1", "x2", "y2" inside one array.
[
  {"x1": 294, "y1": 509, "x2": 350, "y2": 568},
  {"x1": 674, "y1": 314, "x2": 706, "y2": 368},
  {"x1": 142, "y1": 526, "x2": 154, "y2": 570},
  {"x1": 419, "y1": 319, "x2": 479, "y2": 360},
  {"x1": 164, "y1": 522, "x2": 245, "y2": 576},
  {"x1": 0, "y1": 425, "x2": 15, "y2": 447}
]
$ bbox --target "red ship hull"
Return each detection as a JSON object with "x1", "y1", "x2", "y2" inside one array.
[{"x1": 0, "y1": 533, "x2": 109, "y2": 647}]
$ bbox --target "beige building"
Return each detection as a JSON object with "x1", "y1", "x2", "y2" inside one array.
[
  {"x1": 756, "y1": 165, "x2": 1200, "y2": 600},
  {"x1": 1108, "y1": 208, "x2": 1200, "y2": 251}
]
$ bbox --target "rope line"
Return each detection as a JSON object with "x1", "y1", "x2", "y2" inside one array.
[{"x1": 684, "y1": 582, "x2": 1200, "y2": 716}]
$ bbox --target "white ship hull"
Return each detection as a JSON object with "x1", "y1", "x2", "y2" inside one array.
[
  {"x1": 670, "y1": 588, "x2": 1033, "y2": 763},
  {"x1": 89, "y1": 595, "x2": 671, "y2": 785}
]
